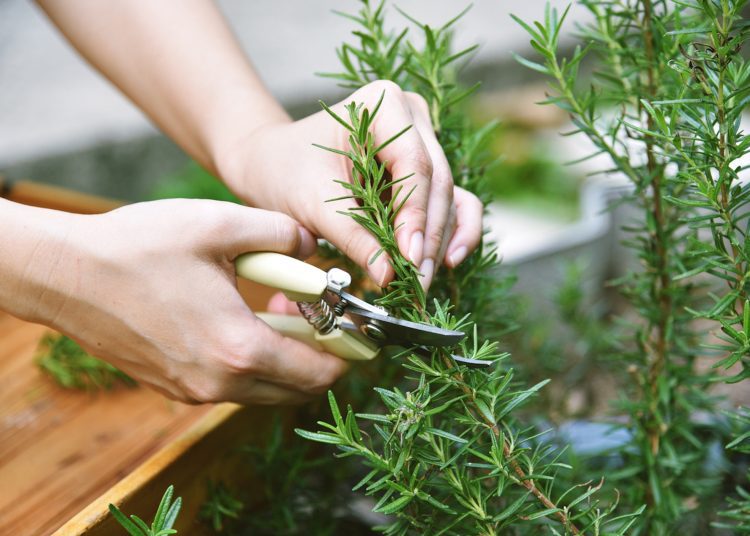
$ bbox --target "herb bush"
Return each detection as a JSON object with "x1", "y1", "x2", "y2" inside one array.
[
  {"x1": 111, "y1": 0, "x2": 750, "y2": 534},
  {"x1": 512, "y1": 1, "x2": 750, "y2": 533}
]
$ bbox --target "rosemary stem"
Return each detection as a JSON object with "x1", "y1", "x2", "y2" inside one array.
[{"x1": 439, "y1": 353, "x2": 582, "y2": 534}]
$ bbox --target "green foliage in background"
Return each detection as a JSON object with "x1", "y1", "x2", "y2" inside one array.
[
  {"x1": 36, "y1": 333, "x2": 135, "y2": 391},
  {"x1": 483, "y1": 125, "x2": 580, "y2": 220},
  {"x1": 149, "y1": 162, "x2": 240, "y2": 204},
  {"x1": 234, "y1": 413, "x2": 369, "y2": 534},
  {"x1": 199, "y1": 481, "x2": 244, "y2": 532},
  {"x1": 510, "y1": 261, "x2": 616, "y2": 423}
]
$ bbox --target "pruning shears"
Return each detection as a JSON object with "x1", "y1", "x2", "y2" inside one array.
[{"x1": 235, "y1": 252, "x2": 490, "y2": 366}]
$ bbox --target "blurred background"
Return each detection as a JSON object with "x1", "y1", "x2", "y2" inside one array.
[{"x1": 0, "y1": 0, "x2": 586, "y2": 204}]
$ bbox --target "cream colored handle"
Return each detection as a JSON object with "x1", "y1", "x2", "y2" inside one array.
[
  {"x1": 256, "y1": 313, "x2": 379, "y2": 361},
  {"x1": 235, "y1": 252, "x2": 327, "y2": 302},
  {"x1": 255, "y1": 313, "x2": 321, "y2": 349}
]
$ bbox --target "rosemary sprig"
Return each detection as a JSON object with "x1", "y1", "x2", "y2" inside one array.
[
  {"x1": 317, "y1": 94, "x2": 425, "y2": 314},
  {"x1": 109, "y1": 485, "x2": 181, "y2": 536},
  {"x1": 36, "y1": 333, "x2": 135, "y2": 391}
]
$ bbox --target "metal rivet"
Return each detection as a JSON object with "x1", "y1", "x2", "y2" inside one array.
[{"x1": 361, "y1": 323, "x2": 386, "y2": 342}]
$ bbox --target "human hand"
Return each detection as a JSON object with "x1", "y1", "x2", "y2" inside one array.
[
  {"x1": 25, "y1": 199, "x2": 348, "y2": 404},
  {"x1": 219, "y1": 80, "x2": 483, "y2": 290}
]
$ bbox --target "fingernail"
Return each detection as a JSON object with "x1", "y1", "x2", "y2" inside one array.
[
  {"x1": 369, "y1": 255, "x2": 391, "y2": 287},
  {"x1": 297, "y1": 227, "x2": 317, "y2": 259},
  {"x1": 418, "y1": 258, "x2": 434, "y2": 291},
  {"x1": 448, "y1": 246, "x2": 467, "y2": 267},
  {"x1": 408, "y1": 231, "x2": 424, "y2": 266}
]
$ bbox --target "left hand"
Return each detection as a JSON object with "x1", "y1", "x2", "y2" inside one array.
[{"x1": 218, "y1": 80, "x2": 483, "y2": 291}]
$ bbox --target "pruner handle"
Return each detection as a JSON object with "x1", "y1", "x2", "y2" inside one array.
[
  {"x1": 234, "y1": 252, "x2": 379, "y2": 361},
  {"x1": 235, "y1": 252, "x2": 327, "y2": 302},
  {"x1": 255, "y1": 313, "x2": 379, "y2": 361}
]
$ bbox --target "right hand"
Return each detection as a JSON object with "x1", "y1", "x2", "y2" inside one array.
[
  {"x1": 219, "y1": 80, "x2": 484, "y2": 291},
  {"x1": 24, "y1": 199, "x2": 348, "y2": 404}
]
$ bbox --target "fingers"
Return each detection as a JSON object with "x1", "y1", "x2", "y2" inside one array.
[
  {"x1": 404, "y1": 92, "x2": 455, "y2": 290},
  {"x1": 295, "y1": 226, "x2": 318, "y2": 259},
  {"x1": 266, "y1": 291, "x2": 301, "y2": 315},
  {"x1": 445, "y1": 187, "x2": 483, "y2": 268},
  {"x1": 349, "y1": 82, "x2": 461, "y2": 291},
  {"x1": 227, "y1": 380, "x2": 313, "y2": 405},
  {"x1": 180, "y1": 375, "x2": 313, "y2": 406},
  {"x1": 355, "y1": 81, "x2": 431, "y2": 269},
  {"x1": 209, "y1": 203, "x2": 315, "y2": 260},
  {"x1": 225, "y1": 315, "x2": 349, "y2": 395},
  {"x1": 176, "y1": 312, "x2": 348, "y2": 405},
  {"x1": 324, "y1": 81, "x2": 483, "y2": 286}
]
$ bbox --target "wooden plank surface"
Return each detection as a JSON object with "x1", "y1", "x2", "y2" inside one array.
[
  {"x1": 0, "y1": 313, "x2": 214, "y2": 535},
  {"x1": 58, "y1": 404, "x2": 298, "y2": 535}
]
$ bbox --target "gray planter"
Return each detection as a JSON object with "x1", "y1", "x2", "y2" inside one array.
[{"x1": 486, "y1": 176, "x2": 634, "y2": 312}]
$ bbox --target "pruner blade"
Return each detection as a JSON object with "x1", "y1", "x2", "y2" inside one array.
[
  {"x1": 338, "y1": 291, "x2": 463, "y2": 347},
  {"x1": 337, "y1": 292, "x2": 493, "y2": 367}
]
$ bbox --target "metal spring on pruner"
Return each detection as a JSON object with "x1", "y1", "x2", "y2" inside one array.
[
  {"x1": 298, "y1": 299, "x2": 337, "y2": 335},
  {"x1": 333, "y1": 298, "x2": 348, "y2": 317}
]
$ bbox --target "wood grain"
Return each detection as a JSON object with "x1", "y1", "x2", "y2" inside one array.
[
  {"x1": 0, "y1": 313, "x2": 214, "y2": 535},
  {"x1": 58, "y1": 404, "x2": 298, "y2": 535}
]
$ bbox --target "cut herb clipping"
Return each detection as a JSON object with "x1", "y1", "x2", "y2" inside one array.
[{"x1": 36, "y1": 333, "x2": 135, "y2": 391}]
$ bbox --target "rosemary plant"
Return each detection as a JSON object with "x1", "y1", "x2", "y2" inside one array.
[
  {"x1": 300, "y1": 2, "x2": 640, "y2": 534},
  {"x1": 515, "y1": 0, "x2": 750, "y2": 533},
  {"x1": 109, "y1": 485, "x2": 182, "y2": 536},
  {"x1": 199, "y1": 481, "x2": 244, "y2": 532}
]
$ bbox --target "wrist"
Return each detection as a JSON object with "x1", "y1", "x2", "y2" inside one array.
[
  {"x1": 205, "y1": 82, "x2": 291, "y2": 190},
  {"x1": 212, "y1": 114, "x2": 291, "y2": 206},
  {"x1": 0, "y1": 199, "x2": 80, "y2": 326}
]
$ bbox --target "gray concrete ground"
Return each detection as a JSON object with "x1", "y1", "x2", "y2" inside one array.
[{"x1": 0, "y1": 0, "x2": 586, "y2": 169}]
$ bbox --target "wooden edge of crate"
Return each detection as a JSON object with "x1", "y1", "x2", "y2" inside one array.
[
  {"x1": 53, "y1": 403, "x2": 241, "y2": 535},
  {"x1": 1, "y1": 177, "x2": 122, "y2": 213}
]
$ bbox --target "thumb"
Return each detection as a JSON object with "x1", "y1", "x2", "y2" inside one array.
[
  {"x1": 315, "y1": 196, "x2": 394, "y2": 287},
  {"x1": 215, "y1": 205, "x2": 314, "y2": 259}
]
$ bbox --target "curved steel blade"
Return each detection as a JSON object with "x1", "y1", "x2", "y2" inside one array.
[{"x1": 341, "y1": 296, "x2": 465, "y2": 347}]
